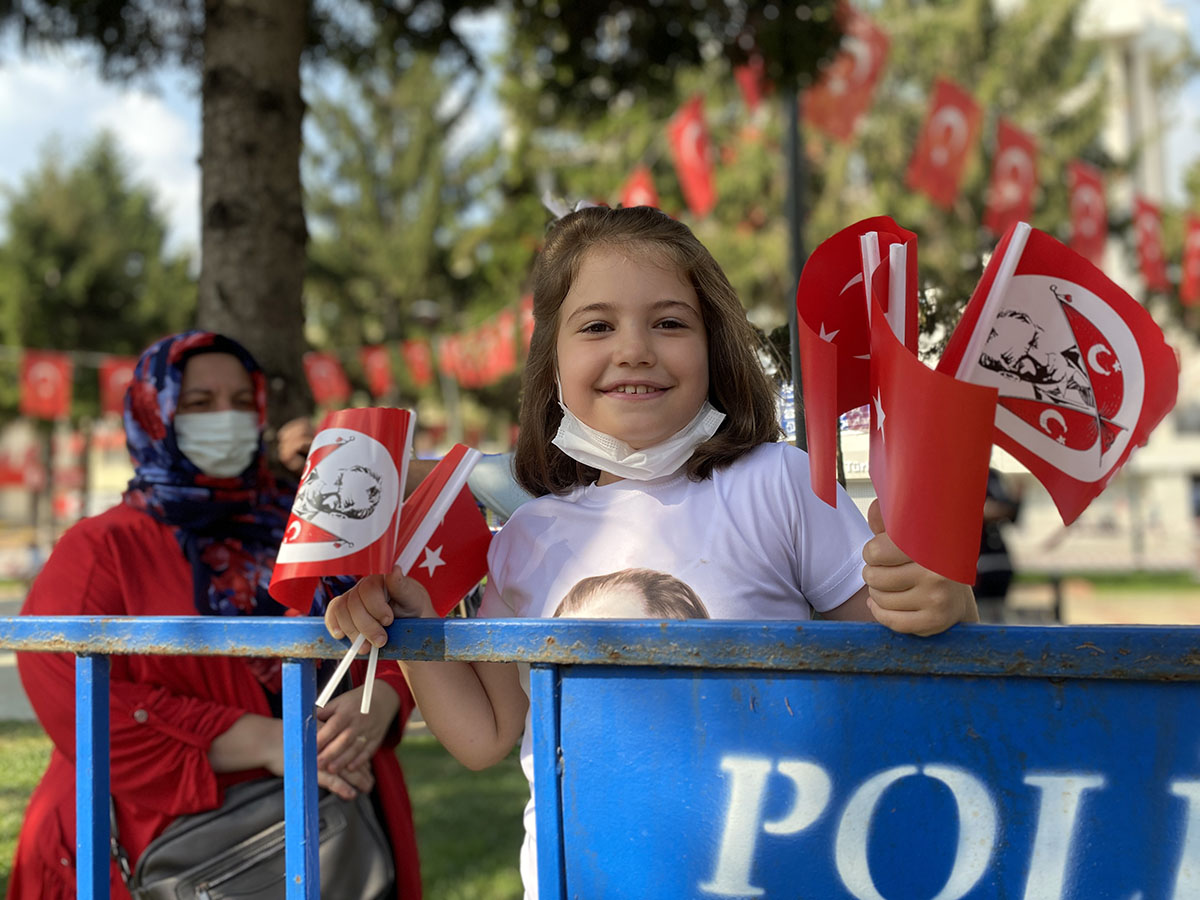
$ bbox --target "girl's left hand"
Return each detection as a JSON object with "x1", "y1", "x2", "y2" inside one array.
[
  {"x1": 315, "y1": 680, "x2": 401, "y2": 776},
  {"x1": 862, "y1": 500, "x2": 980, "y2": 636}
]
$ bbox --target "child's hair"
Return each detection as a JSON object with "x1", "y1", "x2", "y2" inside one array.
[
  {"x1": 552, "y1": 568, "x2": 711, "y2": 619},
  {"x1": 514, "y1": 206, "x2": 781, "y2": 497}
]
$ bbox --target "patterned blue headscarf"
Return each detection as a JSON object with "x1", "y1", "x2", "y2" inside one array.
[{"x1": 122, "y1": 331, "x2": 323, "y2": 619}]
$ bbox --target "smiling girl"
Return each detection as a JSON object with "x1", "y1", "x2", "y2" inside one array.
[{"x1": 325, "y1": 205, "x2": 979, "y2": 899}]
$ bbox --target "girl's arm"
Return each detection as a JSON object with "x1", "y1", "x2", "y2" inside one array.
[
  {"x1": 824, "y1": 500, "x2": 979, "y2": 634},
  {"x1": 325, "y1": 571, "x2": 528, "y2": 770}
]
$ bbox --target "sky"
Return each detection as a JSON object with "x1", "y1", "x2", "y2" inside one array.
[{"x1": 0, "y1": 3, "x2": 1197, "y2": 260}]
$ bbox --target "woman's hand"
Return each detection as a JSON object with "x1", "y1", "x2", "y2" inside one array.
[
  {"x1": 316, "y1": 681, "x2": 400, "y2": 776},
  {"x1": 213, "y1": 714, "x2": 375, "y2": 801},
  {"x1": 324, "y1": 568, "x2": 436, "y2": 651},
  {"x1": 276, "y1": 417, "x2": 316, "y2": 476},
  {"x1": 861, "y1": 500, "x2": 979, "y2": 636}
]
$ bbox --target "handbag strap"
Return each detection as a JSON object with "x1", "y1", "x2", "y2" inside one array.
[{"x1": 109, "y1": 797, "x2": 135, "y2": 886}]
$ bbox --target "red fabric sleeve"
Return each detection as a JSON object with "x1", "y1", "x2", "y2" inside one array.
[{"x1": 19, "y1": 520, "x2": 250, "y2": 817}]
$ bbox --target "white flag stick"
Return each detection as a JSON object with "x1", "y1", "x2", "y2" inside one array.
[
  {"x1": 316, "y1": 633, "x2": 365, "y2": 709},
  {"x1": 360, "y1": 644, "x2": 380, "y2": 714}
]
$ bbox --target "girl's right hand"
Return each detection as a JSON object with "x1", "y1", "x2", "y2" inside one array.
[{"x1": 324, "y1": 567, "x2": 436, "y2": 651}]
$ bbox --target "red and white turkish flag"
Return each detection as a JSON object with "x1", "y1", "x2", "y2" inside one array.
[
  {"x1": 1182, "y1": 214, "x2": 1200, "y2": 308},
  {"x1": 796, "y1": 216, "x2": 916, "y2": 505},
  {"x1": 620, "y1": 165, "x2": 661, "y2": 210},
  {"x1": 1133, "y1": 195, "x2": 1171, "y2": 292},
  {"x1": 804, "y1": 5, "x2": 890, "y2": 143},
  {"x1": 303, "y1": 351, "x2": 352, "y2": 407},
  {"x1": 489, "y1": 309, "x2": 519, "y2": 380},
  {"x1": 270, "y1": 408, "x2": 415, "y2": 612},
  {"x1": 360, "y1": 345, "x2": 394, "y2": 399},
  {"x1": 20, "y1": 350, "x2": 72, "y2": 421},
  {"x1": 668, "y1": 95, "x2": 717, "y2": 218},
  {"x1": 868, "y1": 297, "x2": 997, "y2": 584},
  {"x1": 98, "y1": 355, "x2": 137, "y2": 417},
  {"x1": 1067, "y1": 160, "x2": 1107, "y2": 265},
  {"x1": 734, "y1": 55, "x2": 767, "y2": 114},
  {"x1": 905, "y1": 78, "x2": 982, "y2": 210},
  {"x1": 393, "y1": 444, "x2": 491, "y2": 617},
  {"x1": 983, "y1": 119, "x2": 1038, "y2": 236},
  {"x1": 400, "y1": 338, "x2": 434, "y2": 388},
  {"x1": 937, "y1": 222, "x2": 1179, "y2": 524}
]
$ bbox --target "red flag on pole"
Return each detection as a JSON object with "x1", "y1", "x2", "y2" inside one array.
[
  {"x1": 937, "y1": 222, "x2": 1178, "y2": 525},
  {"x1": 99, "y1": 355, "x2": 138, "y2": 417},
  {"x1": 734, "y1": 55, "x2": 767, "y2": 114},
  {"x1": 868, "y1": 298, "x2": 997, "y2": 584},
  {"x1": 803, "y1": 6, "x2": 890, "y2": 143},
  {"x1": 270, "y1": 408, "x2": 414, "y2": 612},
  {"x1": 1182, "y1": 214, "x2": 1200, "y2": 308},
  {"x1": 20, "y1": 350, "x2": 73, "y2": 420},
  {"x1": 400, "y1": 339, "x2": 434, "y2": 388},
  {"x1": 983, "y1": 119, "x2": 1038, "y2": 237},
  {"x1": 1133, "y1": 195, "x2": 1170, "y2": 292},
  {"x1": 393, "y1": 444, "x2": 492, "y2": 616},
  {"x1": 796, "y1": 216, "x2": 916, "y2": 505},
  {"x1": 360, "y1": 345, "x2": 394, "y2": 399},
  {"x1": 667, "y1": 95, "x2": 717, "y2": 218},
  {"x1": 905, "y1": 78, "x2": 982, "y2": 210},
  {"x1": 303, "y1": 351, "x2": 352, "y2": 407},
  {"x1": 620, "y1": 165, "x2": 661, "y2": 210},
  {"x1": 1067, "y1": 160, "x2": 1107, "y2": 265}
]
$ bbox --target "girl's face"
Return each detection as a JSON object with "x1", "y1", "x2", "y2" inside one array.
[{"x1": 555, "y1": 246, "x2": 709, "y2": 455}]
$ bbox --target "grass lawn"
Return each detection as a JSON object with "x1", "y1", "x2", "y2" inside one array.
[{"x1": 0, "y1": 723, "x2": 525, "y2": 900}]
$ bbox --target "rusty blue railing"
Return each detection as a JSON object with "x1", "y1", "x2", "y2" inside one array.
[{"x1": 2, "y1": 617, "x2": 1200, "y2": 899}]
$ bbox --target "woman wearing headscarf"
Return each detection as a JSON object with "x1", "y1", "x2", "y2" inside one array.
[{"x1": 9, "y1": 332, "x2": 421, "y2": 900}]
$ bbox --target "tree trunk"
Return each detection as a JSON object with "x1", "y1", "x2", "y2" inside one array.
[{"x1": 199, "y1": 0, "x2": 310, "y2": 431}]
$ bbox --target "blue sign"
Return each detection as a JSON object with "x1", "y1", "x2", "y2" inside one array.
[{"x1": 558, "y1": 668, "x2": 1200, "y2": 899}]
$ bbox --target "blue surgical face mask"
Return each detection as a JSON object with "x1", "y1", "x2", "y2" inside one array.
[{"x1": 173, "y1": 410, "x2": 260, "y2": 478}]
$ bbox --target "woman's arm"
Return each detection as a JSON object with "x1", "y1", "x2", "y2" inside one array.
[{"x1": 325, "y1": 570, "x2": 528, "y2": 770}]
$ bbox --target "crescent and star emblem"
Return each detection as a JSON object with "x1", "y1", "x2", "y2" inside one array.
[
  {"x1": 1038, "y1": 409, "x2": 1067, "y2": 443},
  {"x1": 1087, "y1": 344, "x2": 1119, "y2": 376},
  {"x1": 28, "y1": 361, "x2": 62, "y2": 398},
  {"x1": 285, "y1": 520, "x2": 302, "y2": 542},
  {"x1": 1071, "y1": 184, "x2": 1103, "y2": 238},
  {"x1": 928, "y1": 106, "x2": 967, "y2": 168}
]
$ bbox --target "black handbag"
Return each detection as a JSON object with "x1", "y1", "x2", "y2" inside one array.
[{"x1": 112, "y1": 777, "x2": 395, "y2": 900}]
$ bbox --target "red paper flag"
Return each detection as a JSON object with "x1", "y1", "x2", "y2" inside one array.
[
  {"x1": 620, "y1": 165, "x2": 661, "y2": 210},
  {"x1": 270, "y1": 408, "x2": 414, "y2": 612},
  {"x1": 360, "y1": 345, "x2": 394, "y2": 399},
  {"x1": 668, "y1": 95, "x2": 717, "y2": 218},
  {"x1": 1068, "y1": 160, "x2": 1107, "y2": 265},
  {"x1": 401, "y1": 339, "x2": 434, "y2": 388},
  {"x1": 937, "y1": 222, "x2": 1178, "y2": 525},
  {"x1": 1182, "y1": 214, "x2": 1200, "y2": 308},
  {"x1": 734, "y1": 55, "x2": 767, "y2": 114},
  {"x1": 491, "y1": 310, "x2": 518, "y2": 380},
  {"x1": 804, "y1": 6, "x2": 890, "y2": 142},
  {"x1": 98, "y1": 355, "x2": 137, "y2": 417},
  {"x1": 20, "y1": 350, "x2": 72, "y2": 420},
  {"x1": 394, "y1": 444, "x2": 492, "y2": 616},
  {"x1": 983, "y1": 119, "x2": 1038, "y2": 237},
  {"x1": 519, "y1": 294, "x2": 535, "y2": 355},
  {"x1": 868, "y1": 298, "x2": 997, "y2": 584},
  {"x1": 1133, "y1": 195, "x2": 1170, "y2": 292},
  {"x1": 303, "y1": 351, "x2": 352, "y2": 407},
  {"x1": 796, "y1": 216, "x2": 917, "y2": 505},
  {"x1": 906, "y1": 78, "x2": 982, "y2": 210}
]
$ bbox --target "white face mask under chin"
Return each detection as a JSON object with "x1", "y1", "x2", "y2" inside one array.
[
  {"x1": 174, "y1": 410, "x2": 261, "y2": 478},
  {"x1": 552, "y1": 399, "x2": 726, "y2": 482}
]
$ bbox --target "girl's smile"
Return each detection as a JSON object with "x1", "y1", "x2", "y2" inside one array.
[{"x1": 556, "y1": 246, "x2": 709, "y2": 468}]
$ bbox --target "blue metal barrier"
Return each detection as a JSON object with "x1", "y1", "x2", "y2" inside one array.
[{"x1": 2, "y1": 616, "x2": 1199, "y2": 899}]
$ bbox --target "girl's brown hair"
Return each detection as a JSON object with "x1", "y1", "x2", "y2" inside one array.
[{"x1": 514, "y1": 206, "x2": 781, "y2": 497}]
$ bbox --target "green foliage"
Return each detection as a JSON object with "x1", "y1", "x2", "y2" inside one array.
[
  {"x1": 0, "y1": 721, "x2": 53, "y2": 898},
  {"x1": 0, "y1": 133, "x2": 196, "y2": 417}
]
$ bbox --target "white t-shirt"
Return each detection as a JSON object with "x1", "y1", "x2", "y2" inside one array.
[{"x1": 476, "y1": 441, "x2": 874, "y2": 899}]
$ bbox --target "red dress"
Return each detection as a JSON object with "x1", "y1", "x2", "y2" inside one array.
[{"x1": 8, "y1": 504, "x2": 422, "y2": 900}]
